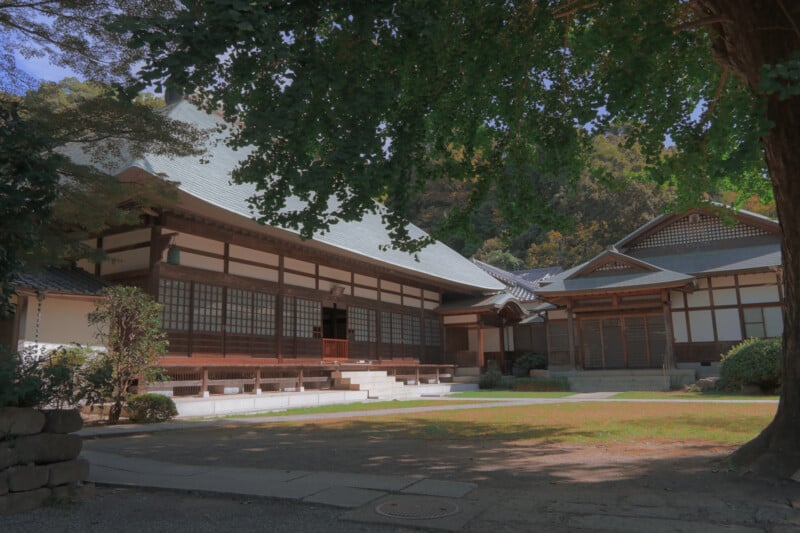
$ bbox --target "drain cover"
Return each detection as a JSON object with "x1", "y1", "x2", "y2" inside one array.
[{"x1": 375, "y1": 498, "x2": 460, "y2": 520}]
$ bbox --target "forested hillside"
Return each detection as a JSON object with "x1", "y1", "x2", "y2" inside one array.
[{"x1": 407, "y1": 131, "x2": 774, "y2": 270}]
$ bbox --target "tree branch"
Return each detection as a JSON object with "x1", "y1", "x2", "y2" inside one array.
[
  {"x1": 674, "y1": 15, "x2": 732, "y2": 32},
  {"x1": 776, "y1": 0, "x2": 800, "y2": 40},
  {"x1": 552, "y1": 2, "x2": 598, "y2": 20}
]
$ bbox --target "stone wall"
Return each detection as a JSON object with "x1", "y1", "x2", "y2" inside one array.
[{"x1": 0, "y1": 407, "x2": 94, "y2": 514}]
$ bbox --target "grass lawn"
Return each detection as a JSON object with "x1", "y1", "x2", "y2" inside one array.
[
  {"x1": 218, "y1": 399, "x2": 484, "y2": 419},
  {"x1": 611, "y1": 391, "x2": 779, "y2": 401},
  {"x1": 449, "y1": 391, "x2": 575, "y2": 398},
  {"x1": 258, "y1": 401, "x2": 776, "y2": 446}
]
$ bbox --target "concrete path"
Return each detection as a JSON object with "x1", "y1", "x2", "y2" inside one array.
[{"x1": 84, "y1": 449, "x2": 476, "y2": 509}]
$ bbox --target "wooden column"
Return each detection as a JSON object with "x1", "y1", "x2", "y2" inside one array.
[
  {"x1": 276, "y1": 256, "x2": 284, "y2": 362},
  {"x1": 662, "y1": 290, "x2": 675, "y2": 369},
  {"x1": 567, "y1": 300, "x2": 577, "y2": 369},
  {"x1": 498, "y1": 319, "x2": 506, "y2": 373},
  {"x1": 477, "y1": 324, "x2": 485, "y2": 369},
  {"x1": 254, "y1": 368, "x2": 261, "y2": 394},
  {"x1": 200, "y1": 368, "x2": 208, "y2": 396}
]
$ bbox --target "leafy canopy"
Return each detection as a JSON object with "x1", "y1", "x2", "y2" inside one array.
[{"x1": 124, "y1": 1, "x2": 767, "y2": 252}]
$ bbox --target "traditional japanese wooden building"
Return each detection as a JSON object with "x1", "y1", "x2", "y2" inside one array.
[
  {"x1": 535, "y1": 207, "x2": 783, "y2": 387},
  {"x1": 62, "y1": 101, "x2": 505, "y2": 374}
]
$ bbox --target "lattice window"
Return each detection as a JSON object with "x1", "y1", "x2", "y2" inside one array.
[
  {"x1": 380, "y1": 311, "x2": 404, "y2": 345},
  {"x1": 283, "y1": 297, "x2": 320, "y2": 338},
  {"x1": 226, "y1": 288, "x2": 251, "y2": 334},
  {"x1": 193, "y1": 283, "x2": 223, "y2": 333},
  {"x1": 252, "y1": 292, "x2": 276, "y2": 336},
  {"x1": 629, "y1": 214, "x2": 769, "y2": 250},
  {"x1": 424, "y1": 318, "x2": 442, "y2": 346},
  {"x1": 402, "y1": 314, "x2": 420, "y2": 345},
  {"x1": 349, "y1": 306, "x2": 376, "y2": 342},
  {"x1": 158, "y1": 279, "x2": 190, "y2": 331}
]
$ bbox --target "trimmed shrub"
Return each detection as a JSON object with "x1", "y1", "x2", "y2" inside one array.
[
  {"x1": 511, "y1": 352, "x2": 547, "y2": 377},
  {"x1": 126, "y1": 393, "x2": 178, "y2": 423},
  {"x1": 479, "y1": 361, "x2": 504, "y2": 389},
  {"x1": 720, "y1": 338, "x2": 782, "y2": 394},
  {"x1": 513, "y1": 377, "x2": 570, "y2": 392}
]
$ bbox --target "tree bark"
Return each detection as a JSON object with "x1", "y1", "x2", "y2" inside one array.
[{"x1": 697, "y1": 0, "x2": 800, "y2": 477}]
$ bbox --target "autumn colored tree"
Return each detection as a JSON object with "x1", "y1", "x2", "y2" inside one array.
[{"x1": 124, "y1": 1, "x2": 799, "y2": 476}]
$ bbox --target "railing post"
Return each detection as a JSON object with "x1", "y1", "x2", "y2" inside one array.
[
  {"x1": 298, "y1": 368, "x2": 304, "y2": 391},
  {"x1": 254, "y1": 368, "x2": 261, "y2": 395},
  {"x1": 200, "y1": 368, "x2": 208, "y2": 397}
]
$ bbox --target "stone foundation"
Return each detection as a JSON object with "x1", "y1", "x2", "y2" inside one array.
[{"x1": 0, "y1": 407, "x2": 93, "y2": 515}]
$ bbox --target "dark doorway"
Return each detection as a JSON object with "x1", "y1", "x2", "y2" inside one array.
[{"x1": 322, "y1": 306, "x2": 348, "y2": 339}]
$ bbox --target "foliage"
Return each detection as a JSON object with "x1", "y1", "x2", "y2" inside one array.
[
  {"x1": 479, "y1": 361, "x2": 505, "y2": 390},
  {"x1": 39, "y1": 345, "x2": 113, "y2": 410},
  {"x1": 512, "y1": 377, "x2": 570, "y2": 392},
  {"x1": 0, "y1": 0, "x2": 203, "y2": 317},
  {"x1": 123, "y1": 2, "x2": 767, "y2": 255},
  {"x1": 0, "y1": 97, "x2": 61, "y2": 318},
  {"x1": 0, "y1": 347, "x2": 44, "y2": 408},
  {"x1": 88, "y1": 286, "x2": 168, "y2": 424},
  {"x1": 512, "y1": 352, "x2": 548, "y2": 377},
  {"x1": 720, "y1": 338, "x2": 782, "y2": 394},
  {"x1": 0, "y1": 0, "x2": 182, "y2": 93},
  {"x1": 126, "y1": 393, "x2": 178, "y2": 423}
]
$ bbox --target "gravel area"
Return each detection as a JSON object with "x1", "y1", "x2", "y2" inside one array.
[{"x1": 2, "y1": 486, "x2": 413, "y2": 533}]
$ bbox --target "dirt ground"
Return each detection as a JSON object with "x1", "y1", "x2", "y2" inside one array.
[{"x1": 60, "y1": 422, "x2": 800, "y2": 532}]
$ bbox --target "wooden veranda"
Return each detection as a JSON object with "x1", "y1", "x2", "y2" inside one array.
[{"x1": 142, "y1": 356, "x2": 455, "y2": 397}]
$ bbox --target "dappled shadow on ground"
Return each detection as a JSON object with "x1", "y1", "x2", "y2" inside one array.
[{"x1": 83, "y1": 416, "x2": 800, "y2": 530}]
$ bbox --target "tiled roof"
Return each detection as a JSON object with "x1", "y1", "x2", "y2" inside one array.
[
  {"x1": 535, "y1": 250, "x2": 693, "y2": 295},
  {"x1": 100, "y1": 101, "x2": 504, "y2": 293},
  {"x1": 630, "y1": 243, "x2": 781, "y2": 275},
  {"x1": 472, "y1": 260, "x2": 562, "y2": 301},
  {"x1": 13, "y1": 267, "x2": 107, "y2": 296}
]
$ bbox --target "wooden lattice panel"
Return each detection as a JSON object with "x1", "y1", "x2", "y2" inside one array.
[
  {"x1": 629, "y1": 214, "x2": 769, "y2": 250},
  {"x1": 594, "y1": 261, "x2": 638, "y2": 273}
]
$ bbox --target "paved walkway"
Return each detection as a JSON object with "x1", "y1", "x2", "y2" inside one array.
[{"x1": 84, "y1": 450, "x2": 476, "y2": 508}]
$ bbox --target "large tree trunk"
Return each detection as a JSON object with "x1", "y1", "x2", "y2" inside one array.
[{"x1": 698, "y1": 0, "x2": 800, "y2": 477}]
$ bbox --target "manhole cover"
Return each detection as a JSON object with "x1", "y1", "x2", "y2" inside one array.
[{"x1": 375, "y1": 498, "x2": 460, "y2": 520}]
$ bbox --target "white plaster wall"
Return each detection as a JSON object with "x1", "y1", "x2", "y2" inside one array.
[
  {"x1": 103, "y1": 228, "x2": 151, "y2": 249},
  {"x1": 672, "y1": 312, "x2": 688, "y2": 342},
  {"x1": 229, "y1": 244, "x2": 279, "y2": 266},
  {"x1": 228, "y1": 261, "x2": 279, "y2": 282},
  {"x1": 688, "y1": 310, "x2": 714, "y2": 342},
  {"x1": 20, "y1": 297, "x2": 100, "y2": 348},
  {"x1": 180, "y1": 251, "x2": 224, "y2": 272},
  {"x1": 714, "y1": 308, "x2": 742, "y2": 341},
  {"x1": 102, "y1": 248, "x2": 149, "y2": 275}
]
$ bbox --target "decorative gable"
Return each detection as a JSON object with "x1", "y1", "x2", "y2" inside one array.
[
  {"x1": 627, "y1": 212, "x2": 771, "y2": 252},
  {"x1": 567, "y1": 252, "x2": 656, "y2": 280}
]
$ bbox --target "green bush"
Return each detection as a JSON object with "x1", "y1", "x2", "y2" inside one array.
[
  {"x1": 126, "y1": 393, "x2": 178, "y2": 423},
  {"x1": 511, "y1": 352, "x2": 547, "y2": 377},
  {"x1": 513, "y1": 377, "x2": 570, "y2": 392},
  {"x1": 479, "y1": 361, "x2": 504, "y2": 389},
  {"x1": 720, "y1": 338, "x2": 782, "y2": 393},
  {"x1": 0, "y1": 347, "x2": 44, "y2": 407}
]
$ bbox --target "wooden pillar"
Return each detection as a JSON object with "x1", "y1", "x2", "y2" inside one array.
[
  {"x1": 477, "y1": 324, "x2": 485, "y2": 369},
  {"x1": 200, "y1": 368, "x2": 208, "y2": 396},
  {"x1": 298, "y1": 368, "x2": 304, "y2": 390},
  {"x1": 498, "y1": 319, "x2": 506, "y2": 373},
  {"x1": 662, "y1": 290, "x2": 675, "y2": 369},
  {"x1": 254, "y1": 368, "x2": 261, "y2": 394},
  {"x1": 276, "y1": 256, "x2": 284, "y2": 362},
  {"x1": 567, "y1": 300, "x2": 577, "y2": 369},
  {"x1": 415, "y1": 365, "x2": 420, "y2": 383}
]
